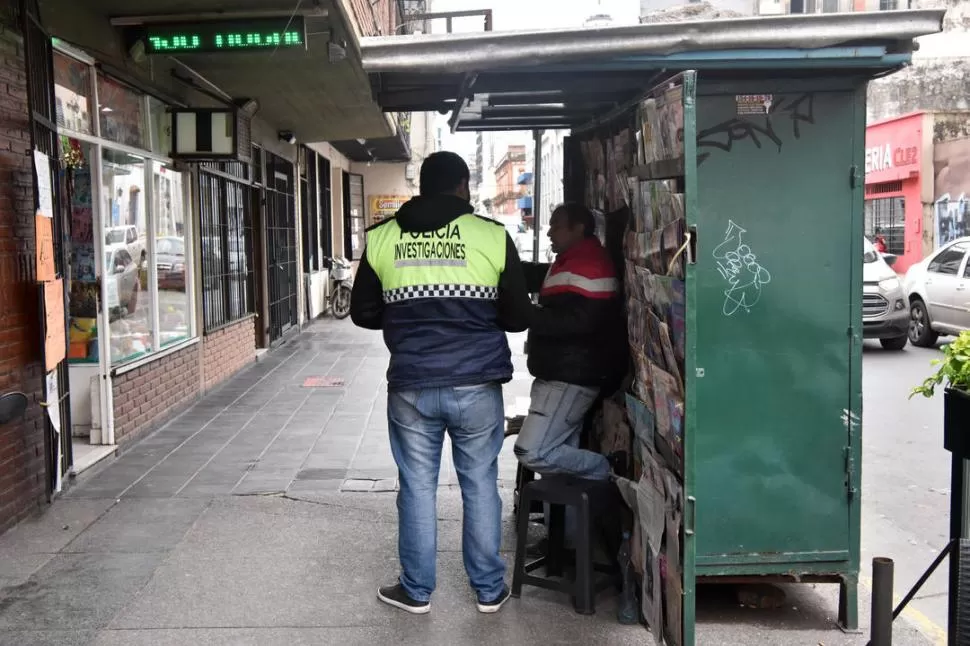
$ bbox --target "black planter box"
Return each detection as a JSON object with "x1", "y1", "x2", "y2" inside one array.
[{"x1": 944, "y1": 388, "x2": 970, "y2": 459}]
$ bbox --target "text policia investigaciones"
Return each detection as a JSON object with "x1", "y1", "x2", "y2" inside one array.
[{"x1": 394, "y1": 224, "x2": 467, "y2": 263}]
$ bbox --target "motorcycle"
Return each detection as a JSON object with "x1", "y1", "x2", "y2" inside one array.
[{"x1": 322, "y1": 256, "x2": 353, "y2": 319}]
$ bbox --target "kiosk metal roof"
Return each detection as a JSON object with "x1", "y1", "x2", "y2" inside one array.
[{"x1": 359, "y1": 10, "x2": 945, "y2": 132}]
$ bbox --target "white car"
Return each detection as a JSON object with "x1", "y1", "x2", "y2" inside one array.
[{"x1": 903, "y1": 236, "x2": 970, "y2": 347}]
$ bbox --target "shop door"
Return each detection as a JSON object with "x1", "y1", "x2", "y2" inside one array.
[
  {"x1": 22, "y1": 1, "x2": 73, "y2": 493},
  {"x1": 265, "y1": 153, "x2": 298, "y2": 343},
  {"x1": 692, "y1": 87, "x2": 856, "y2": 569},
  {"x1": 342, "y1": 172, "x2": 365, "y2": 260}
]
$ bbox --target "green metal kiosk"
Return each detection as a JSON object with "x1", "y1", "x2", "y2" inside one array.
[{"x1": 360, "y1": 11, "x2": 945, "y2": 644}]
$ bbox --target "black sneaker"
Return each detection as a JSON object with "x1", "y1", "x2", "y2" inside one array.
[
  {"x1": 477, "y1": 585, "x2": 512, "y2": 614},
  {"x1": 377, "y1": 583, "x2": 431, "y2": 615}
]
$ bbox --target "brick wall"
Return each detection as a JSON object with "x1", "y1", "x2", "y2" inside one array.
[
  {"x1": 112, "y1": 343, "x2": 201, "y2": 444},
  {"x1": 0, "y1": 19, "x2": 48, "y2": 534},
  {"x1": 202, "y1": 317, "x2": 255, "y2": 392}
]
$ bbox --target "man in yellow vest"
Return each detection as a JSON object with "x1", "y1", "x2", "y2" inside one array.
[{"x1": 351, "y1": 151, "x2": 532, "y2": 615}]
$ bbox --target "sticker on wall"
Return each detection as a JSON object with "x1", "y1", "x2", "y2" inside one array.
[{"x1": 735, "y1": 94, "x2": 774, "y2": 116}]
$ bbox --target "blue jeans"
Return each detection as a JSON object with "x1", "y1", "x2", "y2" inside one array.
[
  {"x1": 513, "y1": 379, "x2": 610, "y2": 480},
  {"x1": 388, "y1": 383, "x2": 506, "y2": 604}
]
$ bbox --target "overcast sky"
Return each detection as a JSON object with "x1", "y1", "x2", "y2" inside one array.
[
  {"x1": 427, "y1": 0, "x2": 641, "y2": 152},
  {"x1": 425, "y1": 0, "x2": 640, "y2": 32}
]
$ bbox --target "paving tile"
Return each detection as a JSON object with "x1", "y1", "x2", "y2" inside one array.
[
  {"x1": 0, "y1": 553, "x2": 165, "y2": 630},
  {"x1": 0, "y1": 630, "x2": 96, "y2": 646},
  {"x1": 62, "y1": 499, "x2": 209, "y2": 554},
  {"x1": 0, "y1": 500, "x2": 116, "y2": 555}
]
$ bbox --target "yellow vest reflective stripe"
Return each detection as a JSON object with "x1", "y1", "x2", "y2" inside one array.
[{"x1": 366, "y1": 214, "x2": 507, "y2": 302}]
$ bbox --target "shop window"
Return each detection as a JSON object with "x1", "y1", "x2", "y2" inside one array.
[
  {"x1": 153, "y1": 161, "x2": 191, "y2": 346},
  {"x1": 53, "y1": 52, "x2": 93, "y2": 135},
  {"x1": 344, "y1": 172, "x2": 365, "y2": 260},
  {"x1": 199, "y1": 165, "x2": 255, "y2": 332},
  {"x1": 97, "y1": 74, "x2": 146, "y2": 149},
  {"x1": 319, "y1": 156, "x2": 333, "y2": 256},
  {"x1": 101, "y1": 149, "x2": 153, "y2": 364},
  {"x1": 300, "y1": 147, "x2": 320, "y2": 272},
  {"x1": 864, "y1": 196, "x2": 905, "y2": 256},
  {"x1": 148, "y1": 97, "x2": 171, "y2": 156},
  {"x1": 67, "y1": 140, "x2": 99, "y2": 363}
]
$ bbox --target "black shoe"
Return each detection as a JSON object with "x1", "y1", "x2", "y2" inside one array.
[
  {"x1": 477, "y1": 585, "x2": 511, "y2": 614},
  {"x1": 377, "y1": 583, "x2": 431, "y2": 615}
]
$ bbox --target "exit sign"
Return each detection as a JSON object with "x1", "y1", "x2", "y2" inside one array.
[{"x1": 137, "y1": 17, "x2": 306, "y2": 54}]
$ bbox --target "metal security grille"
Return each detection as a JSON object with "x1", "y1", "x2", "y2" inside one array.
[
  {"x1": 265, "y1": 153, "x2": 298, "y2": 342},
  {"x1": 343, "y1": 172, "x2": 365, "y2": 260},
  {"x1": 300, "y1": 146, "x2": 319, "y2": 273},
  {"x1": 198, "y1": 163, "x2": 255, "y2": 331},
  {"x1": 319, "y1": 156, "x2": 333, "y2": 256},
  {"x1": 864, "y1": 196, "x2": 906, "y2": 256},
  {"x1": 22, "y1": 0, "x2": 73, "y2": 491}
]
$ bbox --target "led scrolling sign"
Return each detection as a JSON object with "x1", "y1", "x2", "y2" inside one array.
[{"x1": 138, "y1": 17, "x2": 307, "y2": 54}]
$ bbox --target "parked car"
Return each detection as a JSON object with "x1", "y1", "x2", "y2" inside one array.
[
  {"x1": 863, "y1": 236, "x2": 909, "y2": 350},
  {"x1": 155, "y1": 236, "x2": 186, "y2": 291},
  {"x1": 105, "y1": 244, "x2": 140, "y2": 316},
  {"x1": 903, "y1": 236, "x2": 970, "y2": 347},
  {"x1": 104, "y1": 225, "x2": 144, "y2": 261}
]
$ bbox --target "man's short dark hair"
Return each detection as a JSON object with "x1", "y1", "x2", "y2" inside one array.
[
  {"x1": 419, "y1": 151, "x2": 470, "y2": 197},
  {"x1": 553, "y1": 202, "x2": 596, "y2": 237}
]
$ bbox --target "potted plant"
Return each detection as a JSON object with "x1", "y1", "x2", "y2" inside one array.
[{"x1": 911, "y1": 330, "x2": 970, "y2": 456}]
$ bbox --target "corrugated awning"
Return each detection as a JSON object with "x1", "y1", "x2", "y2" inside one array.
[{"x1": 360, "y1": 10, "x2": 944, "y2": 133}]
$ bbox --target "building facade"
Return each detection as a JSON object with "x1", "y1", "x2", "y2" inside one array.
[
  {"x1": 0, "y1": 0, "x2": 410, "y2": 536},
  {"x1": 865, "y1": 111, "x2": 970, "y2": 274},
  {"x1": 491, "y1": 145, "x2": 527, "y2": 223}
]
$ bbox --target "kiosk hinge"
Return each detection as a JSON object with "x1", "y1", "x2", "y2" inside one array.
[{"x1": 849, "y1": 165, "x2": 861, "y2": 189}]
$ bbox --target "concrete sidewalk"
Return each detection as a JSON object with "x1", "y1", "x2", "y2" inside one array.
[{"x1": 0, "y1": 319, "x2": 933, "y2": 645}]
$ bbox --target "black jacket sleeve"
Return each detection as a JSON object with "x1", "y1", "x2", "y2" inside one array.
[
  {"x1": 520, "y1": 261, "x2": 551, "y2": 294},
  {"x1": 530, "y1": 293, "x2": 618, "y2": 339},
  {"x1": 497, "y1": 234, "x2": 535, "y2": 333},
  {"x1": 349, "y1": 248, "x2": 384, "y2": 330}
]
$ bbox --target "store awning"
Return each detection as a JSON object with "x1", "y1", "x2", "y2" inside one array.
[
  {"x1": 517, "y1": 171, "x2": 533, "y2": 186},
  {"x1": 360, "y1": 10, "x2": 944, "y2": 133},
  {"x1": 42, "y1": 0, "x2": 395, "y2": 142}
]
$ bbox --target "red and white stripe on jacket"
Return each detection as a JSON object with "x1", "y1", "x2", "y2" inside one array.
[{"x1": 539, "y1": 238, "x2": 619, "y2": 300}]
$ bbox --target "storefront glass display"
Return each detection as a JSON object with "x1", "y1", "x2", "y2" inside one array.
[
  {"x1": 53, "y1": 52, "x2": 93, "y2": 135},
  {"x1": 101, "y1": 149, "x2": 153, "y2": 364},
  {"x1": 66, "y1": 139, "x2": 99, "y2": 363},
  {"x1": 148, "y1": 97, "x2": 171, "y2": 156},
  {"x1": 153, "y1": 161, "x2": 190, "y2": 347},
  {"x1": 97, "y1": 74, "x2": 146, "y2": 149}
]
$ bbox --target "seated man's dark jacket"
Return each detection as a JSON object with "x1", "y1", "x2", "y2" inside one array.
[
  {"x1": 350, "y1": 194, "x2": 533, "y2": 391},
  {"x1": 523, "y1": 237, "x2": 626, "y2": 388}
]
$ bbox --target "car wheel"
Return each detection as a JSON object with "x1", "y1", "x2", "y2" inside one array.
[
  {"x1": 880, "y1": 336, "x2": 908, "y2": 351},
  {"x1": 908, "y1": 298, "x2": 939, "y2": 348}
]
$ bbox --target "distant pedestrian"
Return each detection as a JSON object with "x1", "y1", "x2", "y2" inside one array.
[
  {"x1": 351, "y1": 151, "x2": 532, "y2": 615},
  {"x1": 874, "y1": 233, "x2": 887, "y2": 254}
]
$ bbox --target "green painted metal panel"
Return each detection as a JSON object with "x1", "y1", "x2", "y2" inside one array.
[
  {"x1": 691, "y1": 84, "x2": 859, "y2": 564},
  {"x1": 681, "y1": 70, "x2": 699, "y2": 646}
]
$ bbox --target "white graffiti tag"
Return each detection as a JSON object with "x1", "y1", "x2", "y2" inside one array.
[{"x1": 712, "y1": 221, "x2": 772, "y2": 316}]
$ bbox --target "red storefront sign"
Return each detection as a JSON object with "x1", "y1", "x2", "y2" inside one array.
[{"x1": 864, "y1": 113, "x2": 923, "y2": 185}]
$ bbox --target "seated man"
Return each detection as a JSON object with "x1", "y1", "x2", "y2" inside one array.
[{"x1": 514, "y1": 202, "x2": 626, "y2": 480}]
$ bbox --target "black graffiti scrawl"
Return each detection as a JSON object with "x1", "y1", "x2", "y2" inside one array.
[{"x1": 696, "y1": 93, "x2": 816, "y2": 165}]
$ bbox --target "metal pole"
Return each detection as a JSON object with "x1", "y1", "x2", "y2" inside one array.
[
  {"x1": 871, "y1": 557, "x2": 895, "y2": 646},
  {"x1": 949, "y1": 453, "x2": 967, "y2": 646},
  {"x1": 532, "y1": 129, "x2": 543, "y2": 263}
]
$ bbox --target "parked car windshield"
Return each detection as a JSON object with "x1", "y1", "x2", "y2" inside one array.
[
  {"x1": 105, "y1": 229, "x2": 126, "y2": 245},
  {"x1": 863, "y1": 237, "x2": 879, "y2": 264},
  {"x1": 156, "y1": 238, "x2": 184, "y2": 256}
]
